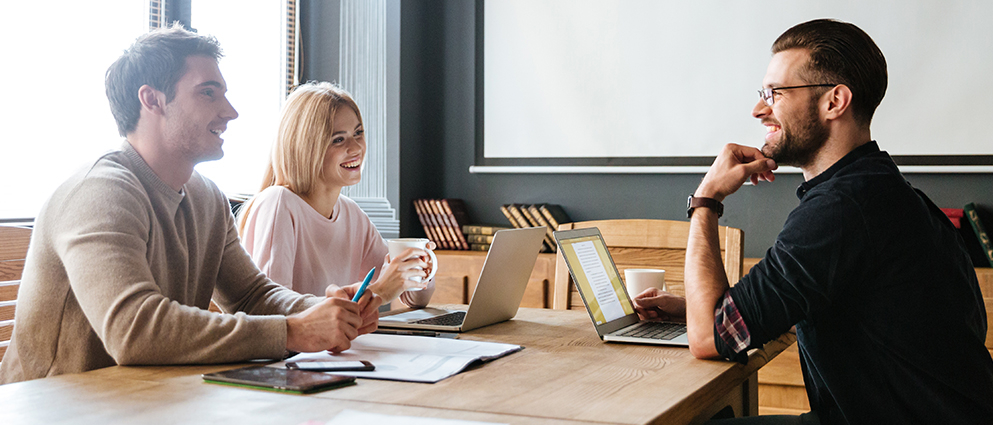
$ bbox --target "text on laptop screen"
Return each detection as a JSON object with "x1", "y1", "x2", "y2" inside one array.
[{"x1": 558, "y1": 235, "x2": 635, "y2": 324}]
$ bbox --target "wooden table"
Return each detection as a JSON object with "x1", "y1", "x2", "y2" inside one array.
[{"x1": 0, "y1": 308, "x2": 793, "y2": 425}]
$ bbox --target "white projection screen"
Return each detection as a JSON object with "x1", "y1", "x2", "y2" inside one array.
[{"x1": 476, "y1": 0, "x2": 993, "y2": 172}]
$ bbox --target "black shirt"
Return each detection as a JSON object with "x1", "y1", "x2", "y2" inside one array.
[{"x1": 717, "y1": 141, "x2": 993, "y2": 424}]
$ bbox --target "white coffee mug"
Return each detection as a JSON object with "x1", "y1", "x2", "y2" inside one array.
[
  {"x1": 623, "y1": 268, "x2": 666, "y2": 297},
  {"x1": 387, "y1": 238, "x2": 438, "y2": 286}
]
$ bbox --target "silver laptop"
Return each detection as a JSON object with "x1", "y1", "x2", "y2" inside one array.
[
  {"x1": 553, "y1": 227, "x2": 689, "y2": 346},
  {"x1": 379, "y1": 227, "x2": 546, "y2": 332}
]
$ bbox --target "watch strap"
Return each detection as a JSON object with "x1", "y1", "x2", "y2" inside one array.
[{"x1": 687, "y1": 195, "x2": 723, "y2": 218}]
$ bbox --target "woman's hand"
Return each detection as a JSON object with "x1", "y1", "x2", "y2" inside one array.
[{"x1": 368, "y1": 248, "x2": 430, "y2": 302}]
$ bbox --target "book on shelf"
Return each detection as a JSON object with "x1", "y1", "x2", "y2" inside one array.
[
  {"x1": 516, "y1": 205, "x2": 542, "y2": 228},
  {"x1": 527, "y1": 204, "x2": 559, "y2": 253},
  {"x1": 466, "y1": 234, "x2": 495, "y2": 244},
  {"x1": 964, "y1": 203, "x2": 993, "y2": 267},
  {"x1": 499, "y1": 205, "x2": 522, "y2": 228},
  {"x1": 426, "y1": 200, "x2": 457, "y2": 249},
  {"x1": 502, "y1": 204, "x2": 529, "y2": 229},
  {"x1": 539, "y1": 204, "x2": 572, "y2": 232},
  {"x1": 414, "y1": 199, "x2": 449, "y2": 249},
  {"x1": 469, "y1": 243, "x2": 491, "y2": 251},
  {"x1": 500, "y1": 203, "x2": 573, "y2": 253},
  {"x1": 412, "y1": 199, "x2": 445, "y2": 249},
  {"x1": 515, "y1": 205, "x2": 553, "y2": 252},
  {"x1": 412, "y1": 198, "x2": 474, "y2": 250},
  {"x1": 438, "y1": 199, "x2": 471, "y2": 250},
  {"x1": 463, "y1": 224, "x2": 511, "y2": 235},
  {"x1": 941, "y1": 208, "x2": 964, "y2": 228}
]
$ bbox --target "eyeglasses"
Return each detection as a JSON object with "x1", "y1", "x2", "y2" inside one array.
[{"x1": 758, "y1": 84, "x2": 837, "y2": 106}]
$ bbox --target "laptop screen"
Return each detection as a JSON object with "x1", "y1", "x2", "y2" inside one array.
[{"x1": 556, "y1": 232, "x2": 635, "y2": 325}]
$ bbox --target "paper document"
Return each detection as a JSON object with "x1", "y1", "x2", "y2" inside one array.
[
  {"x1": 279, "y1": 334, "x2": 522, "y2": 383},
  {"x1": 573, "y1": 240, "x2": 625, "y2": 322},
  {"x1": 325, "y1": 409, "x2": 506, "y2": 425}
]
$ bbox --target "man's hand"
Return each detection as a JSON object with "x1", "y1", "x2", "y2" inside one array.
[
  {"x1": 633, "y1": 288, "x2": 687, "y2": 322},
  {"x1": 333, "y1": 282, "x2": 383, "y2": 336},
  {"x1": 285, "y1": 297, "x2": 363, "y2": 353},
  {"x1": 696, "y1": 143, "x2": 778, "y2": 201}
]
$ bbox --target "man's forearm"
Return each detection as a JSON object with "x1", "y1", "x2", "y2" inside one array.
[
  {"x1": 684, "y1": 207, "x2": 728, "y2": 359},
  {"x1": 682, "y1": 143, "x2": 776, "y2": 359}
]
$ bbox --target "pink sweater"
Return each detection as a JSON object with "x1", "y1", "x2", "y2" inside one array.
[{"x1": 241, "y1": 186, "x2": 432, "y2": 306}]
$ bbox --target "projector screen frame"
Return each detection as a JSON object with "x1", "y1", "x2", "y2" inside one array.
[{"x1": 471, "y1": 0, "x2": 993, "y2": 174}]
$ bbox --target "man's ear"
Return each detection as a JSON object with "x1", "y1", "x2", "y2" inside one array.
[
  {"x1": 137, "y1": 85, "x2": 166, "y2": 115},
  {"x1": 823, "y1": 84, "x2": 853, "y2": 120}
]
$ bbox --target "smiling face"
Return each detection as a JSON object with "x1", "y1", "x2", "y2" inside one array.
[
  {"x1": 319, "y1": 106, "x2": 366, "y2": 190},
  {"x1": 160, "y1": 55, "x2": 238, "y2": 165},
  {"x1": 753, "y1": 49, "x2": 830, "y2": 168}
]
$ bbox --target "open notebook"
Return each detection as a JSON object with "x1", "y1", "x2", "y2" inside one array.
[{"x1": 554, "y1": 227, "x2": 689, "y2": 346}]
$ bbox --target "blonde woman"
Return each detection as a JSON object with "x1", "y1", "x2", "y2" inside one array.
[{"x1": 239, "y1": 82, "x2": 434, "y2": 307}]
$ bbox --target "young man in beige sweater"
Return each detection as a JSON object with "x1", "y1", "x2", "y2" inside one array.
[{"x1": 0, "y1": 24, "x2": 408, "y2": 384}]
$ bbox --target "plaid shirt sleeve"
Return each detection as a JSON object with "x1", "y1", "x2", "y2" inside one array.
[{"x1": 714, "y1": 291, "x2": 751, "y2": 355}]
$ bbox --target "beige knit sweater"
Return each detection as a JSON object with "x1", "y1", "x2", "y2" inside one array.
[{"x1": 0, "y1": 143, "x2": 320, "y2": 384}]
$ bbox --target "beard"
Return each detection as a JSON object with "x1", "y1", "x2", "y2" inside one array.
[{"x1": 761, "y1": 98, "x2": 829, "y2": 168}]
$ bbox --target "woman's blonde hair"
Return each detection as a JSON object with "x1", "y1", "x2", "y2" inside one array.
[{"x1": 238, "y1": 82, "x2": 363, "y2": 234}]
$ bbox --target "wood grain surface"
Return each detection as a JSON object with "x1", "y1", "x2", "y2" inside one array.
[{"x1": 0, "y1": 307, "x2": 793, "y2": 425}]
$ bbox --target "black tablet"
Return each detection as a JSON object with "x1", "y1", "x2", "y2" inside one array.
[{"x1": 202, "y1": 366, "x2": 355, "y2": 394}]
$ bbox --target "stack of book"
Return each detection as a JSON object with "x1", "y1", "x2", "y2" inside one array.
[
  {"x1": 499, "y1": 204, "x2": 571, "y2": 253},
  {"x1": 942, "y1": 203, "x2": 993, "y2": 268},
  {"x1": 413, "y1": 199, "x2": 471, "y2": 250},
  {"x1": 462, "y1": 224, "x2": 512, "y2": 251}
]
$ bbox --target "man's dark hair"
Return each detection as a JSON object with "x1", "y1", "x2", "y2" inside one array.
[
  {"x1": 105, "y1": 23, "x2": 223, "y2": 136},
  {"x1": 772, "y1": 19, "x2": 887, "y2": 126}
]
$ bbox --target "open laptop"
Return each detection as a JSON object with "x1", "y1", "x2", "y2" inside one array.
[
  {"x1": 553, "y1": 227, "x2": 689, "y2": 346},
  {"x1": 379, "y1": 226, "x2": 546, "y2": 332}
]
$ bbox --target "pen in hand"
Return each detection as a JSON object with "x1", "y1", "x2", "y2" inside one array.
[{"x1": 351, "y1": 267, "x2": 376, "y2": 302}]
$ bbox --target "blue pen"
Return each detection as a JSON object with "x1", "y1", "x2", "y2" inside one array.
[{"x1": 351, "y1": 267, "x2": 376, "y2": 302}]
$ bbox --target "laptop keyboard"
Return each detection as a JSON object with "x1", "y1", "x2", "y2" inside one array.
[
  {"x1": 616, "y1": 321, "x2": 686, "y2": 340},
  {"x1": 413, "y1": 311, "x2": 466, "y2": 326}
]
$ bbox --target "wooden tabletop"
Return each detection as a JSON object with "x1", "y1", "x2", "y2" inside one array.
[{"x1": 0, "y1": 307, "x2": 793, "y2": 425}]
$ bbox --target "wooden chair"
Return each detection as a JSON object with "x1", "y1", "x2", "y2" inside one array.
[
  {"x1": 552, "y1": 219, "x2": 744, "y2": 310},
  {"x1": 1, "y1": 225, "x2": 32, "y2": 361}
]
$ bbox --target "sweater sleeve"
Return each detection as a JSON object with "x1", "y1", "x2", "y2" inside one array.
[
  {"x1": 53, "y1": 174, "x2": 312, "y2": 366},
  {"x1": 362, "y1": 223, "x2": 390, "y2": 284},
  {"x1": 242, "y1": 189, "x2": 298, "y2": 289}
]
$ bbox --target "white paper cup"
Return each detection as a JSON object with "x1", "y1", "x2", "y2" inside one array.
[
  {"x1": 623, "y1": 269, "x2": 666, "y2": 297},
  {"x1": 387, "y1": 238, "x2": 438, "y2": 288}
]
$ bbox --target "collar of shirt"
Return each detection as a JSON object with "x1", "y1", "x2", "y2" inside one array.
[{"x1": 795, "y1": 141, "x2": 881, "y2": 200}]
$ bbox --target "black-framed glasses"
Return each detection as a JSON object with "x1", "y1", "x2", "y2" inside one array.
[{"x1": 758, "y1": 84, "x2": 837, "y2": 106}]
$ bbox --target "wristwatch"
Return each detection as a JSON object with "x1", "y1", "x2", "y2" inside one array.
[{"x1": 686, "y1": 195, "x2": 723, "y2": 218}]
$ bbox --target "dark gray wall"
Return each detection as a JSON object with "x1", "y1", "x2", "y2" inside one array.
[
  {"x1": 300, "y1": 0, "x2": 341, "y2": 84},
  {"x1": 396, "y1": 1, "x2": 993, "y2": 258}
]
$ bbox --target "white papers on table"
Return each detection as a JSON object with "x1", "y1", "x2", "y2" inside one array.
[
  {"x1": 279, "y1": 334, "x2": 522, "y2": 383},
  {"x1": 325, "y1": 409, "x2": 507, "y2": 425}
]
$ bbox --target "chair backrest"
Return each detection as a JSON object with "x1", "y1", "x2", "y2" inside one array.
[
  {"x1": 1, "y1": 225, "x2": 32, "y2": 361},
  {"x1": 552, "y1": 219, "x2": 743, "y2": 310}
]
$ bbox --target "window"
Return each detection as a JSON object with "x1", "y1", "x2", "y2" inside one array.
[
  {"x1": 189, "y1": 0, "x2": 288, "y2": 196},
  {"x1": 0, "y1": 1, "x2": 292, "y2": 221},
  {"x1": 0, "y1": 1, "x2": 148, "y2": 220}
]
